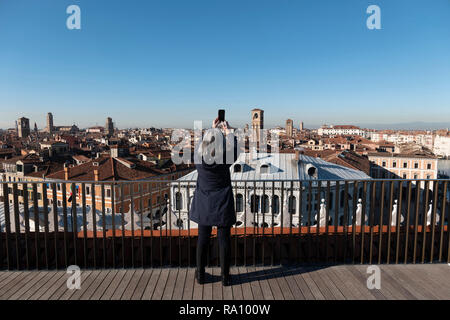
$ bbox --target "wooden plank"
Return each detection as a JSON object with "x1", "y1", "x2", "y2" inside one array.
[
  {"x1": 376, "y1": 266, "x2": 417, "y2": 300},
  {"x1": 202, "y1": 267, "x2": 213, "y2": 300},
  {"x1": 0, "y1": 272, "x2": 23, "y2": 292},
  {"x1": 192, "y1": 268, "x2": 204, "y2": 300},
  {"x1": 141, "y1": 268, "x2": 162, "y2": 300},
  {"x1": 398, "y1": 265, "x2": 448, "y2": 299},
  {"x1": 256, "y1": 266, "x2": 274, "y2": 300},
  {"x1": 238, "y1": 267, "x2": 253, "y2": 300},
  {"x1": 344, "y1": 265, "x2": 386, "y2": 300},
  {"x1": 411, "y1": 264, "x2": 450, "y2": 294},
  {"x1": 162, "y1": 268, "x2": 179, "y2": 300},
  {"x1": 288, "y1": 266, "x2": 315, "y2": 300},
  {"x1": 0, "y1": 271, "x2": 41, "y2": 299},
  {"x1": 279, "y1": 266, "x2": 306, "y2": 300},
  {"x1": 35, "y1": 272, "x2": 68, "y2": 300},
  {"x1": 230, "y1": 267, "x2": 243, "y2": 300},
  {"x1": 305, "y1": 266, "x2": 336, "y2": 300},
  {"x1": 79, "y1": 270, "x2": 112, "y2": 300},
  {"x1": 332, "y1": 266, "x2": 376, "y2": 300},
  {"x1": 19, "y1": 271, "x2": 62, "y2": 300},
  {"x1": 246, "y1": 267, "x2": 264, "y2": 300},
  {"x1": 7, "y1": 271, "x2": 49, "y2": 300},
  {"x1": 152, "y1": 268, "x2": 169, "y2": 300},
  {"x1": 388, "y1": 265, "x2": 443, "y2": 299},
  {"x1": 131, "y1": 269, "x2": 153, "y2": 300},
  {"x1": 0, "y1": 271, "x2": 17, "y2": 285},
  {"x1": 324, "y1": 266, "x2": 359, "y2": 300},
  {"x1": 64, "y1": 270, "x2": 102, "y2": 300},
  {"x1": 110, "y1": 269, "x2": 136, "y2": 300},
  {"x1": 0, "y1": 272, "x2": 31, "y2": 298},
  {"x1": 172, "y1": 268, "x2": 187, "y2": 300},
  {"x1": 55, "y1": 270, "x2": 93, "y2": 300},
  {"x1": 211, "y1": 267, "x2": 223, "y2": 300},
  {"x1": 273, "y1": 267, "x2": 294, "y2": 300},
  {"x1": 315, "y1": 268, "x2": 346, "y2": 300},
  {"x1": 100, "y1": 269, "x2": 127, "y2": 300},
  {"x1": 382, "y1": 266, "x2": 431, "y2": 300},
  {"x1": 121, "y1": 269, "x2": 145, "y2": 300},
  {"x1": 352, "y1": 265, "x2": 398, "y2": 300},
  {"x1": 181, "y1": 268, "x2": 194, "y2": 300},
  {"x1": 297, "y1": 266, "x2": 325, "y2": 300},
  {"x1": 91, "y1": 269, "x2": 119, "y2": 300}
]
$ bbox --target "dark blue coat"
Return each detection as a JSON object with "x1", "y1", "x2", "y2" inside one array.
[{"x1": 189, "y1": 135, "x2": 238, "y2": 227}]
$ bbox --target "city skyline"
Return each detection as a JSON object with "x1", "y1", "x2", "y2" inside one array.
[
  {"x1": 1, "y1": 0, "x2": 450, "y2": 129},
  {"x1": 2, "y1": 111, "x2": 450, "y2": 131}
]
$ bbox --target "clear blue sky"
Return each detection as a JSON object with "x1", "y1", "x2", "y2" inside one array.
[{"x1": 0, "y1": 0, "x2": 449, "y2": 129}]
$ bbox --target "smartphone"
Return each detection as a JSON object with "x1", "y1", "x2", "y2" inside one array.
[{"x1": 218, "y1": 109, "x2": 225, "y2": 122}]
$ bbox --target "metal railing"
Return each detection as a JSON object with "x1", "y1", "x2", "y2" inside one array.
[{"x1": 0, "y1": 179, "x2": 449, "y2": 270}]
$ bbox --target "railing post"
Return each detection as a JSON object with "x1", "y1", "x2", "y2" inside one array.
[
  {"x1": 438, "y1": 181, "x2": 447, "y2": 262},
  {"x1": 32, "y1": 183, "x2": 40, "y2": 269},
  {"x1": 71, "y1": 183, "x2": 78, "y2": 267},
  {"x1": 139, "y1": 182, "x2": 145, "y2": 268},
  {"x1": 403, "y1": 181, "x2": 412, "y2": 263},
  {"x1": 81, "y1": 183, "x2": 87, "y2": 269},
  {"x1": 42, "y1": 182, "x2": 50, "y2": 269},
  {"x1": 2, "y1": 183, "x2": 11, "y2": 270},
  {"x1": 378, "y1": 181, "x2": 385, "y2": 264},
  {"x1": 421, "y1": 181, "x2": 430, "y2": 263},
  {"x1": 430, "y1": 180, "x2": 439, "y2": 263}
]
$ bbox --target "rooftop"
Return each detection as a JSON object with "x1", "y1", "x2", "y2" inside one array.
[{"x1": 178, "y1": 152, "x2": 371, "y2": 182}]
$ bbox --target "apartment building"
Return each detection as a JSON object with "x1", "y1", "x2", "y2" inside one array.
[
  {"x1": 368, "y1": 152, "x2": 438, "y2": 180},
  {"x1": 433, "y1": 134, "x2": 450, "y2": 158}
]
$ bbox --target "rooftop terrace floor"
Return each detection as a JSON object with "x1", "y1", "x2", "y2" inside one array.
[{"x1": 0, "y1": 264, "x2": 449, "y2": 300}]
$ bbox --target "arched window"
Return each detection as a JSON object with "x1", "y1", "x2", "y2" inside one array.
[
  {"x1": 288, "y1": 196, "x2": 296, "y2": 214},
  {"x1": 250, "y1": 194, "x2": 260, "y2": 213},
  {"x1": 272, "y1": 195, "x2": 280, "y2": 215},
  {"x1": 234, "y1": 164, "x2": 242, "y2": 173},
  {"x1": 260, "y1": 164, "x2": 269, "y2": 174},
  {"x1": 235, "y1": 194, "x2": 244, "y2": 212},
  {"x1": 262, "y1": 195, "x2": 269, "y2": 213},
  {"x1": 175, "y1": 192, "x2": 182, "y2": 210}
]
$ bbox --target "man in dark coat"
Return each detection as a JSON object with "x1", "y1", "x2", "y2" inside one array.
[{"x1": 190, "y1": 118, "x2": 238, "y2": 286}]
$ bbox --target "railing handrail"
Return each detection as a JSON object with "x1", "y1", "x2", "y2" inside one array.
[{"x1": 1, "y1": 177, "x2": 449, "y2": 269}]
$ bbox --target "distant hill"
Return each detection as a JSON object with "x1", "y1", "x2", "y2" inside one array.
[
  {"x1": 358, "y1": 122, "x2": 450, "y2": 130},
  {"x1": 306, "y1": 122, "x2": 450, "y2": 131}
]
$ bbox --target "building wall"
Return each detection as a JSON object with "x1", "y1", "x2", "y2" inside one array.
[
  {"x1": 170, "y1": 182, "x2": 368, "y2": 230},
  {"x1": 433, "y1": 135, "x2": 450, "y2": 157},
  {"x1": 368, "y1": 155, "x2": 438, "y2": 180}
]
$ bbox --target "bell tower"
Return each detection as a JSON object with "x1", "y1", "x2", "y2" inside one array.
[{"x1": 251, "y1": 108, "x2": 264, "y2": 149}]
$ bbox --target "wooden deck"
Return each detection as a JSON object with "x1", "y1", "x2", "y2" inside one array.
[{"x1": 0, "y1": 264, "x2": 449, "y2": 300}]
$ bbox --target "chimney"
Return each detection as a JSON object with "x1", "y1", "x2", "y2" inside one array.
[
  {"x1": 94, "y1": 169, "x2": 99, "y2": 181},
  {"x1": 64, "y1": 167, "x2": 70, "y2": 180},
  {"x1": 295, "y1": 149, "x2": 300, "y2": 161}
]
